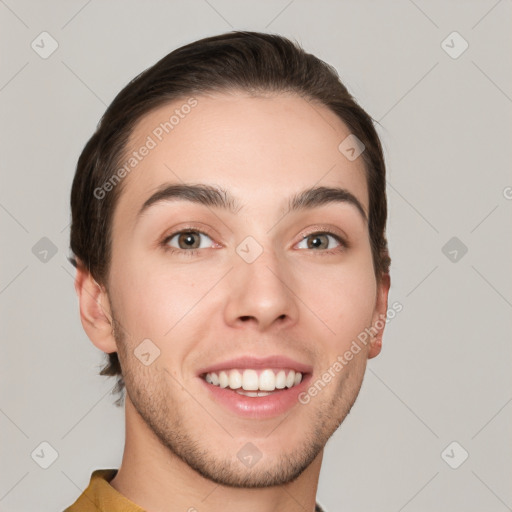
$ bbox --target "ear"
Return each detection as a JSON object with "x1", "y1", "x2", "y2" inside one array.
[
  {"x1": 368, "y1": 273, "x2": 391, "y2": 359},
  {"x1": 74, "y1": 264, "x2": 117, "y2": 354}
]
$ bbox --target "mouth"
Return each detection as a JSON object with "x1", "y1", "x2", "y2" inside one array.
[
  {"x1": 196, "y1": 355, "x2": 313, "y2": 418},
  {"x1": 200, "y1": 368, "x2": 306, "y2": 396}
]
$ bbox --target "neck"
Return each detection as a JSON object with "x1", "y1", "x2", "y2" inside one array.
[{"x1": 109, "y1": 395, "x2": 322, "y2": 512}]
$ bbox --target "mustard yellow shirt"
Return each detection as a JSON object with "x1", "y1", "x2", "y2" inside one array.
[
  {"x1": 63, "y1": 469, "x2": 144, "y2": 511},
  {"x1": 63, "y1": 468, "x2": 326, "y2": 511}
]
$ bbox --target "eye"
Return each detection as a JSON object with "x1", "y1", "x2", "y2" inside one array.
[
  {"x1": 296, "y1": 232, "x2": 345, "y2": 252},
  {"x1": 163, "y1": 230, "x2": 215, "y2": 252}
]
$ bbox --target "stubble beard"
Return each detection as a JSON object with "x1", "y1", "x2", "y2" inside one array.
[{"x1": 112, "y1": 310, "x2": 366, "y2": 488}]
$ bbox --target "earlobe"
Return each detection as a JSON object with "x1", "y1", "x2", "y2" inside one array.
[
  {"x1": 368, "y1": 273, "x2": 391, "y2": 359},
  {"x1": 74, "y1": 265, "x2": 117, "y2": 354}
]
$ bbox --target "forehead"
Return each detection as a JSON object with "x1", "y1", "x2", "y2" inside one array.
[{"x1": 114, "y1": 91, "x2": 369, "y2": 223}]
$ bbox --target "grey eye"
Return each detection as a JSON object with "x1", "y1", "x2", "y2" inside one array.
[
  {"x1": 296, "y1": 233, "x2": 341, "y2": 250},
  {"x1": 167, "y1": 231, "x2": 213, "y2": 250}
]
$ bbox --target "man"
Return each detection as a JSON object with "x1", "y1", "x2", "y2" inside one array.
[{"x1": 65, "y1": 30, "x2": 391, "y2": 512}]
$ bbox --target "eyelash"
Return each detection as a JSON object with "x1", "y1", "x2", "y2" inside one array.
[
  {"x1": 160, "y1": 226, "x2": 348, "y2": 258},
  {"x1": 160, "y1": 228, "x2": 216, "y2": 258}
]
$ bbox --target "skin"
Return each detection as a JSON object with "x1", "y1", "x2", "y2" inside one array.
[{"x1": 75, "y1": 91, "x2": 390, "y2": 512}]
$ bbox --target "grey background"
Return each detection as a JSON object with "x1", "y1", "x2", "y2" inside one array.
[{"x1": 1, "y1": 1, "x2": 511, "y2": 511}]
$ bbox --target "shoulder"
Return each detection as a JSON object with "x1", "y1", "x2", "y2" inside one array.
[{"x1": 63, "y1": 469, "x2": 121, "y2": 511}]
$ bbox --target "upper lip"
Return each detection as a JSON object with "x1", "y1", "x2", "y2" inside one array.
[{"x1": 197, "y1": 355, "x2": 313, "y2": 376}]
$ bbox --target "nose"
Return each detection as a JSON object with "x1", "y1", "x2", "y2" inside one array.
[{"x1": 223, "y1": 244, "x2": 299, "y2": 332}]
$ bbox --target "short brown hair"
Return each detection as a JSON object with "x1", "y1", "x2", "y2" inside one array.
[{"x1": 69, "y1": 31, "x2": 391, "y2": 405}]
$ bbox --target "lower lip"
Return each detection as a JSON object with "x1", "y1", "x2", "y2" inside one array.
[{"x1": 198, "y1": 374, "x2": 312, "y2": 419}]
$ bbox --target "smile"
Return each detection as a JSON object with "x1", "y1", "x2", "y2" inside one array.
[
  {"x1": 202, "y1": 368, "x2": 303, "y2": 396},
  {"x1": 198, "y1": 372, "x2": 313, "y2": 419}
]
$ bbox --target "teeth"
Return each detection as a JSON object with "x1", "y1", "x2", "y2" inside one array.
[
  {"x1": 235, "y1": 390, "x2": 274, "y2": 397},
  {"x1": 275, "y1": 370, "x2": 286, "y2": 389},
  {"x1": 219, "y1": 371, "x2": 229, "y2": 388},
  {"x1": 210, "y1": 372, "x2": 219, "y2": 386},
  {"x1": 204, "y1": 368, "x2": 304, "y2": 392},
  {"x1": 259, "y1": 369, "x2": 275, "y2": 391},
  {"x1": 285, "y1": 371, "x2": 295, "y2": 388},
  {"x1": 228, "y1": 369, "x2": 242, "y2": 389},
  {"x1": 242, "y1": 369, "x2": 259, "y2": 390}
]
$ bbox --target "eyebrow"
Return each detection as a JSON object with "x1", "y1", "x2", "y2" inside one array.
[{"x1": 136, "y1": 183, "x2": 367, "y2": 223}]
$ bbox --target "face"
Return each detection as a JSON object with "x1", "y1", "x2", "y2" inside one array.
[{"x1": 102, "y1": 91, "x2": 389, "y2": 487}]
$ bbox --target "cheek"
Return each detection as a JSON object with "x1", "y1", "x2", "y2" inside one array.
[
  {"x1": 112, "y1": 258, "x2": 218, "y2": 343},
  {"x1": 294, "y1": 252, "x2": 376, "y2": 346}
]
